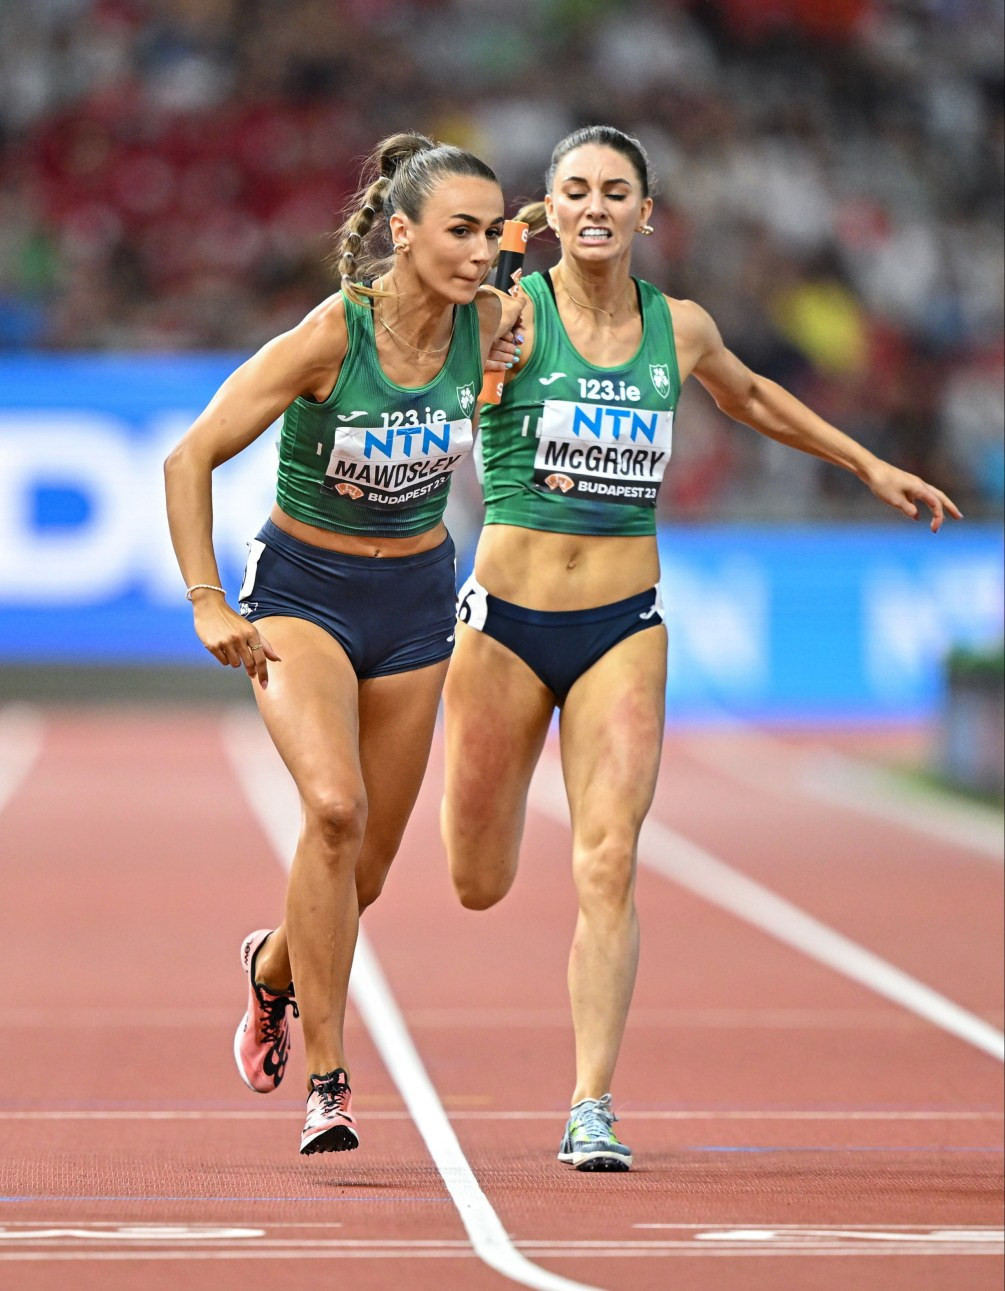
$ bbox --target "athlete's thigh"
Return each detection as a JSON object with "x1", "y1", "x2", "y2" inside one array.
[
  {"x1": 250, "y1": 615, "x2": 362, "y2": 801},
  {"x1": 356, "y1": 659, "x2": 449, "y2": 861},
  {"x1": 442, "y1": 622, "x2": 555, "y2": 865},
  {"x1": 559, "y1": 625, "x2": 668, "y2": 847}
]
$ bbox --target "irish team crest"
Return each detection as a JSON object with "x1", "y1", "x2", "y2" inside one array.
[
  {"x1": 649, "y1": 364, "x2": 670, "y2": 398},
  {"x1": 456, "y1": 383, "x2": 475, "y2": 415}
]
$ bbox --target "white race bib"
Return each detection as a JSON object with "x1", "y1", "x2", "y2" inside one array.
[
  {"x1": 532, "y1": 400, "x2": 672, "y2": 506},
  {"x1": 321, "y1": 418, "x2": 473, "y2": 508}
]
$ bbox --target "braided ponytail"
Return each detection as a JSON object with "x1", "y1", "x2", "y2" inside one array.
[
  {"x1": 330, "y1": 131, "x2": 499, "y2": 305},
  {"x1": 333, "y1": 174, "x2": 394, "y2": 306}
]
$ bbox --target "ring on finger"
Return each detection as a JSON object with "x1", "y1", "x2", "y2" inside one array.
[{"x1": 249, "y1": 641, "x2": 264, "y2": 652}]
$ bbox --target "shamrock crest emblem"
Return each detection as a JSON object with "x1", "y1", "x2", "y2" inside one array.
[{"x1": 649, "y1": 364, "x2": 670, "y2": 398}]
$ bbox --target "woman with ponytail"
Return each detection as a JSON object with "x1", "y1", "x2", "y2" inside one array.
[
  {"x1": 442, "y1": 125, "x2": 959, "y2": 1172},
  {"x1": 164, "y1": 132, "x2": 520, "y2": 1157}
]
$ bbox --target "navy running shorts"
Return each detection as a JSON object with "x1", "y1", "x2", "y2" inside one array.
[
  {"x1": 456, "y1": 573, "x2": 664, "y2": 704},
  {"x1": 239, "y1": 517, "x2": 456, "y2": 679}
]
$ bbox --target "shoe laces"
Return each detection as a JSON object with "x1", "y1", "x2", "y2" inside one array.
[
  {"x1": 312, "y1": 1070, "x2": 350, "y2": 1116},
  {"x1": 572, "y1": 1093, "x2": 617, "y2": 1142},
  {"x1": 256, "y1": 984, "x2": 298, "y2": 1044}
]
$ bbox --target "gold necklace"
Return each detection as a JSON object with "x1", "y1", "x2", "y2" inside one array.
[
  {"x1": 558, "y1": 273, "x2": 632, "y2": 320},
  {"x1": 376, "y1": 306, "x2": 454, "y2": 357}
]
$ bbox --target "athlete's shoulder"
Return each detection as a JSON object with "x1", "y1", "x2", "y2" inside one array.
[
  {"x1": 297, "y1": 291, "x2": 351, "y2": 355},
  {"x1": 518, "y1": 269, "x2": 550, "y2": 296},
  {"x1": 263, "y1": 291, "x2": 350, "y2": 401},
  {"x1": 662, "y1": 295, "x2": 716, "y2": 338},
  {"x1": 658, "y1": 293, "x2": 706, "y2": 318},
  {"x1": 660, "y1": 296, "x2": 725, "y2": 379}
]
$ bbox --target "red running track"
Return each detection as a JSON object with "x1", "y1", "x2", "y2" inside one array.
[{"x1": 0, "y1": 705, "x2": 1001, "y2": 1291}]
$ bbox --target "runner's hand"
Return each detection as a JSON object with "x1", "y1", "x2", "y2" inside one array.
[
  {"x1": 485, "y1": 326, "x2": 522, "y2": 371},
  {"x1": 189, "y1": 592, "x2": 281, "y2": 687},
  {"x1": 863, "y1": 461, "x2": 962, "y2": 533}
]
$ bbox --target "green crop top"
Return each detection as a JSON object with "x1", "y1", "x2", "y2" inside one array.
[
  {"x1": 275, "y1": 290, "x2": 483, "y2": 538},
  {"x1": 476, "y1": 270, "x2": 680, "y2": 536}
]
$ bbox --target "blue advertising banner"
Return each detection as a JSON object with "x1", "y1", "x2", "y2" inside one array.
[
  {"x1": 0, "y1": 354, "x2": 272, "y2": 663},
  {"x1": 1, "y1": 355, "x2": 1002, "y2": 721},
  {"x1": 656, "y1": 525, "x2": 1003, "y2": 722}
]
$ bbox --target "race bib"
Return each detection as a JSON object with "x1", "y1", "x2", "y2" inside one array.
[
  {"x1": 532, "y1": 400, "x2": 672, "y2": 506},
  {"x1": 321, "y1": 417, "x2": 473, "y2": 508}
]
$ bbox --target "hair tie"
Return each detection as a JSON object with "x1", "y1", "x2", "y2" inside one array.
[{"x1": 361, "y1": 204, "x2": 376, "y2": 218}]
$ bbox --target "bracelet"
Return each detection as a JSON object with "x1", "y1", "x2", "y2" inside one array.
[{"x1": 185, "y1": 583, "x2": 227, "y2": 601}]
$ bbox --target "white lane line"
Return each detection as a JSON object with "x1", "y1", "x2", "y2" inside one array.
[
  {"x1": 0, "y1": 1226, "x2": 1000, "y2": 1259},
  {"x1": 0, "y1": 1244, "x2": 999, "y2": 1262},
  {"x1": 0, "y1": 1224, "x2": 999, "y2": 1262},
  {"x1": 531, "y1": 752, "x2": 1005, "y2": 1064},
  {"x1": 0, "y1": 1251, "x2": 479, "y2": 1262},
  {"x1": 3, "y1": 1109, "x2": 999, "y2": 1121},
  {"x1": 683, "y1": 726, "x2": 1003, "y2": 861},
  {"x1": 0, "y1": 706, "x2": 44, "y2": 815},
  {"x1": 803, "y1": 750, "x2": 1004, "y2": 862},
  {"x1": 222, "y1": 711, "x2": 601, "y2": 1291}
]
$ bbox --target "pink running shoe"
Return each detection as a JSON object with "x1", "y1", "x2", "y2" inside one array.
[
  {"x1": 233, "y1": 929, "x2": 298, "y2": 1094},
  {"x1": 300, "y1": 1069, "x2": 359, "y2": 1155}
]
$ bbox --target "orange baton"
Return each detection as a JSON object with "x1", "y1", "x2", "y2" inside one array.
[{"x1": 478, "y1": 220, "x2": 529, "y2": 405}]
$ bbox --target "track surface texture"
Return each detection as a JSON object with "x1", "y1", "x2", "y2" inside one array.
[{"x1": 1, "y1": 706, "x2": 1001, "y2": 1290}]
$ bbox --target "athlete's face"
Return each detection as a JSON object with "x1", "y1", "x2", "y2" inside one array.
[
  {"x1": 392, "y1": 176, "x2": 504, "y2": 303},
  {"x1": 545, "y1": 144, "x2": 652, "y2": 264}
]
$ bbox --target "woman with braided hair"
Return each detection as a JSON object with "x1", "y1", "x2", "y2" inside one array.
[
  {"x1": 165, "y1": 132, "x2": 520, "y2": 1156},
  {"x1": 442, "y1": 125, "x2": 960, "y2": 1172}
]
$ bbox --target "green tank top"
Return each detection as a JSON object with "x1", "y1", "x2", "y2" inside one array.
[
  {"x1": 275, "y1": 291, "x2": 482, "y2": 537},
  {"x1": 476, "y1": 271, "x2": 680, "y2": 536}
]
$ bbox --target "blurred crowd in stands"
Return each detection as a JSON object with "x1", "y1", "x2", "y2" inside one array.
[{"x1": 1, "y1": 0, "x2": 1002, "y2": 520}]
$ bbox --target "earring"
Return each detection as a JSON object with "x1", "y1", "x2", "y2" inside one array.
[
  {"x1": 638, "y1": 224, "x2": 654, "y2": 236},
  {"x1": 393, "y1": 242, "x2": 408, "y2": 254}
]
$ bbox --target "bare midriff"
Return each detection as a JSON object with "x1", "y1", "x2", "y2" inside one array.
[
  {"x1": 474, "y1": 523, "x2": 660, "y2": 611},
  {"x1": 270, "y1": 504, "x2": 448, "y2": 559}
]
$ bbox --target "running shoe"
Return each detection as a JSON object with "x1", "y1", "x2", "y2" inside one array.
[
  {"x1": 557, "y1": 1093, "x2": 632, "y2": 1171},
  {"x1": 233, "y1": 929, "x2": 298, "y2": 1094},
  {"x1": 300, "y1": 1069, "x2": 359, "y2": 1155}
]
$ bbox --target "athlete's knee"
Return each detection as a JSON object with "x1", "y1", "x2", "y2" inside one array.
[
  {"x1": 573, "y1": 837, "x2": 636, "y2": 911},
  {"x1": 450, "y1": 853, "x2": 514, "y2": 911},
  {"x1": 454, "y1": 878, "x2": 508, "y2": 911},
  {"x1": 303, "y1": 787, "x2": 368, "y2": 858}
]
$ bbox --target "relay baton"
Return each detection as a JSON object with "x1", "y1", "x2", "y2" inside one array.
[{"x1": 478, "y1": 219, "x2": 529, "y2": 405}]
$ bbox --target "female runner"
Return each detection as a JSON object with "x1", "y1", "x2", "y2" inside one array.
[
  {"x1": 166, "y1": 132, "x2": 520, "y2": 1156},
  {"x1": 443, "y1": 125, "x2": 959, "y2": 1171}
]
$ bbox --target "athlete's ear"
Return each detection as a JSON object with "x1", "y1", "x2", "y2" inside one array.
[
  {"x1": 543, "y1": 193, "x2": 557, "y2": 232},
  {"x1": 388, "y1": 211, "x2": 411, "y2": 253}
]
